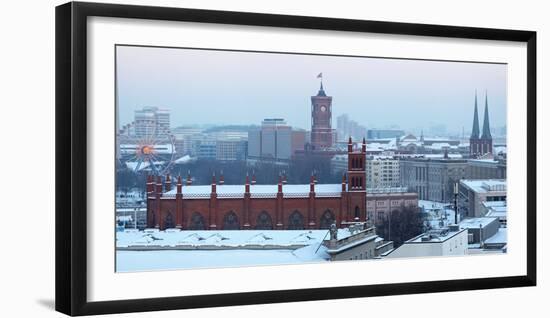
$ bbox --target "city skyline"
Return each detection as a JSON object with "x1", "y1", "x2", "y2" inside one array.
[{"x1": 116, "y1": 45, "x2": 507, "y2": 134}]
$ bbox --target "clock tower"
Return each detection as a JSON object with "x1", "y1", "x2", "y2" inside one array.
[{"x1": 310, "y1": 81, "x2": 335, "y2": 149}]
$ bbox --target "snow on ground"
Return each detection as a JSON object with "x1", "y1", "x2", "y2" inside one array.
[
  {"x1": 116, "y1": 229, "x2": 340, "y2": 271},
  {"x1": 116, "y1": 249, "x2": 330, "y2": 272}
]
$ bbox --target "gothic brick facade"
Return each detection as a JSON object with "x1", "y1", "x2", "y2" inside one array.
[{"x1": 147, "y1": 138, "x2": 367, "y2": 230}]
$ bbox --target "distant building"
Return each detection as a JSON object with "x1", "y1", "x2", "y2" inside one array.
[
  {"x1": 134, "y1": 106, "x2": 171, "y2": 138},
  {"x1": 216, "y1": 139, "x2": 248, "y2": 161},
  {"x1": 197, "y1": 141, "x2": 216, "y2": 160},
  {"x1": 385, "y1": 226, "x2": 468, "y2": 258},
  {"x1": 248, "y1": 118, "x2": 306, "y2": 163},
  {"x1": 459, "y1": 179, "x2": 506, "y2": 218},
  {"x1": 366, "y1": 156, "x2": 400, "y2": 188},
  {"x1": 336, "y1": 114, "x2": 366, "y2": 142},
  {"x1": 367, "y1": 129, "x2": 405, "y2": 140},
  {"x1": 172, "y1": 126, "x2": 204, "y2": 155},
  {"x1": 400, "y1": 157, "x2": 468, "y2": 202},
  {"x1": 331, "y1": 155, "x2": 400, "y2": 189}
]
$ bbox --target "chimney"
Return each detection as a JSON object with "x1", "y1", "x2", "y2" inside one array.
[
  {"x1": 362, "y1": 137, "x2": 367, "y2": 153},
  {"x1": 176, "y1": 175, "x2": 182, "y2": 194},
  {"x1": 348, "y1": 136, "x2": 353, "y2": 152},
  {"x1": 310, "y1": 173, "x2": 315, "y2": 193},
  {"x1": 278, "y1": 174, "x2": 283, "y2": 193}
]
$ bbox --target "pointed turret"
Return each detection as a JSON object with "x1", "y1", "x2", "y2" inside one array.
[
  {"x1": 470, "y1": 92, "x2": 480, "y2": 139},
  {"x1": 317, "y1": 81, "x2": 327, "y2": 97},
  {"x1": 481, "y1": 92, "x2": 492, "y2": 139}
]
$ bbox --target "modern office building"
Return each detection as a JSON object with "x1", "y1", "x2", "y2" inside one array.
[{"x1": 248, "y1": 118, "x2": 306, "y2": 163}]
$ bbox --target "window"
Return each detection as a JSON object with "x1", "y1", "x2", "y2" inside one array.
[
  {"x1": 319, "y1": 210, "x2": 335, "y2": 229},
  {"x1": 223, "y1": 211, "x2": 240, "y2": 230},
  {"x1": 188, "y1": 212, "x2": 205, "y2": 230},
  {"x1": 287, "y1": 211, "x2": 305, "y2": 230},
  {"x1": 255, "y1": 211, "x2": 273, "y2": 230}
]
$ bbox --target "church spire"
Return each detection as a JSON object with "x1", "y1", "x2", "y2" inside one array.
[
  {"x1": 481, "y1": 91, "x2": 492, "y2": 139},
  {"x1": 470, "y1": 91, "x2": 480, "y2": 139}
]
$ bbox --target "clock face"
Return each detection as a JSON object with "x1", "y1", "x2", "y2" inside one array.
[{"x1": 320, "y1": 106, "x2": 327, "y2": 112}]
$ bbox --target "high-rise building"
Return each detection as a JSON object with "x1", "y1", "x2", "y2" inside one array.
[
  {"x1": 134, "y1": 106, "x2": 171, "y2": 138},
  {"x1": 336, "y1": 114, "x2": 367, "y2": 142},
  {"x1": 469, "y1": 92, "x2": 493, "y2": 158},
  {"x1": 247, "y1": 118, "x2": 305, "y2": 163}
]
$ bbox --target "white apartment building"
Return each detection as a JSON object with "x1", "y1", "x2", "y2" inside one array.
[{"x1": 366, "y1": 155, "x2": 400, "y2": 188}]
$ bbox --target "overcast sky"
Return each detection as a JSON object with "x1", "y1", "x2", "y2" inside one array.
[{"x1": 116, "y1": 45, "x2": 507, "y2": 135}]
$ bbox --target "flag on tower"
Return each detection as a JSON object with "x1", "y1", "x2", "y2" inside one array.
[{"x1": 317, "y1": 72, "x2": 323, "y2": 78}]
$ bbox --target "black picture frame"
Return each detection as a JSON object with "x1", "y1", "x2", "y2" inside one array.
[{"x1": 55, "y1": 1, "x2": 537, "y2": 316}]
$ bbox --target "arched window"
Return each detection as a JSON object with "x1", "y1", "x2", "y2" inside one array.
[
  {"x1": 287, "y1": 211, "x2": 305, "y2": 230},
  {"x1": 223, "y1": 211, "x2": 240, "y2": 230},
  {"x1": 255, "y1": 211, "x2": 273, "y2": 230},
  {"x1": 354, "y1": 206, "x2": 361, "y2": 220},
  {"x1": 319, "y1": 210, "x2": 335, "y2": 229},
  {"x1": 188, "y1": 212, "x2": 205, "y2": 230},
  {"x1": 164, "y1": 212, "x2": 175, "y2": 229}
]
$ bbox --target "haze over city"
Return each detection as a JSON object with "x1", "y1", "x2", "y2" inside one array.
[{"x1": 116, "y1": 45, "x2": 507, "y2": 135}]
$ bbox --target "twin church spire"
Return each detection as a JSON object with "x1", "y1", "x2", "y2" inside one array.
[{"x1": 469, "y1": 90, "x2": 493, "y2": 158}]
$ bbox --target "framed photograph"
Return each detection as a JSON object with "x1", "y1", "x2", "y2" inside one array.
[{"x1": 55, "y1": 1, "x2": 536, "y2": 316}]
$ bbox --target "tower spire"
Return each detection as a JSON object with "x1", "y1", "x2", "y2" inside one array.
[
  {"x1": 316, "y1": 72, "x2": 326, "y2": 96},
  {"x1": 470, "y1": 91, "x2": 480, "y2": 139},
  {"x1": 481, "y1": 91, "x2": 492, "y2": 139}
]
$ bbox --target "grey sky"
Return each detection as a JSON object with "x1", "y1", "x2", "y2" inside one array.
[{"x1": 116, "y1": 45, "x2": 507, "y2": 135}]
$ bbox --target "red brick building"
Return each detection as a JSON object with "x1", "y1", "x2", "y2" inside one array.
[{"x1": 147, "y1": 138, "x2": 367, "y2": 230}]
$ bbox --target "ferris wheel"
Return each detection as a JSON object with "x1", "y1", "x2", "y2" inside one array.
[{"x1": 121, "y1": 132, "x2": 177, "y2": 176}]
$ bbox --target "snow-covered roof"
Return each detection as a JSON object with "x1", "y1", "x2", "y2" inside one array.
[
  {"x1": 117, "y1": 229, "x2": 351, "y2": 249},
  {"x1": 407, "y1": 228, "x2": 465, "y2": 243},
  {"x1": 459, "y1": 217, "x2": 499, "y2": 229},
  {"x1": 460, "y1": 179, "x2": 506, "y2": 193},
  {"x1": 423, "y1": 154, "x2": 463, "y2": 159},
  {"x1": 163, "y1": 183, "x2": 344, "y2": 198},
  {"x1": 484, "y1": 228, "x2": 507, "y2": 244}
]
